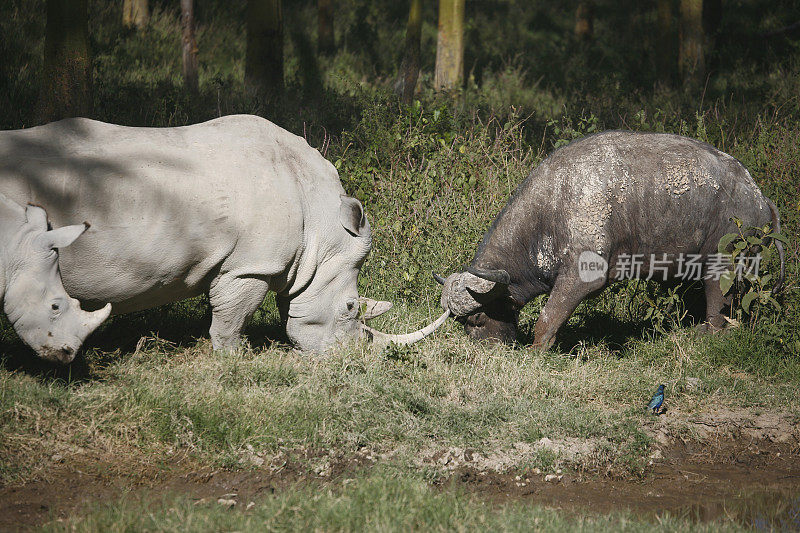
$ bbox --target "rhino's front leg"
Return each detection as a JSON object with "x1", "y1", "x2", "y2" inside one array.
[
  {"x1": 208, "y1": 273, "x2": 270, "y2": 351},
  {"x1": 533, "y1": 270, "x2": 605, "y2": 349}
]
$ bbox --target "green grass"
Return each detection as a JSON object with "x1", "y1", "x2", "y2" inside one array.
[
  {"x1": 2, "y1": 300, "x2": 798, "y2": 484},
  {"x1": 39, "y1": 470, "x2": 751, "y2": 533}
]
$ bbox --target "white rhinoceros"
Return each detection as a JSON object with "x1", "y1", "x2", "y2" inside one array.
[
  {"x1": 1, "y1": 194, "x2": 111, "y2": 362},
  {"x1": 0, "y1": 115, "x2": 447, "y2": 356}
]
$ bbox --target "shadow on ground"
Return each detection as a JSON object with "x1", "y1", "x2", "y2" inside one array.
[{"x1": 0, "y1": 296, "x2": 286, "y2": 382}]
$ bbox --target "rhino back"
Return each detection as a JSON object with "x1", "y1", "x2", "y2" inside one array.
[{"x1": 0, "y1": 116, "x2": 333, "y2": 312}]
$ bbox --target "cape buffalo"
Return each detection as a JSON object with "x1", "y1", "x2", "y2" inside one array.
[{"x1": 435, "y1": 131, "x2": 784, "y2": 348}]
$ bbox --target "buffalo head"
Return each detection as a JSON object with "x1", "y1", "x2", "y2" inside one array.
[{"x1": 434, "y1": 266, "x2": 519, "y2": 344}]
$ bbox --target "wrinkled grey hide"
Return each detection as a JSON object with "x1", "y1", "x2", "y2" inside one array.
[
  {"x1": 436, "y1": 131, "x2": 785, "y2": 348},
  {"x1": 0, "y1": 116, "x2": 446, "y2": 356},
  {"x1": 0, "y1": 196, "x2": 111, "y2": 362}
]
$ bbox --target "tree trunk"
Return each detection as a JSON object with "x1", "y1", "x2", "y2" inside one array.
[
  {"x1": 398, "y1": 0, "x2": 422, "y2": 104},
  {"x1": 181, "y1": 0, "x2": 199, "y2": 94},
  {"x1": 702, "y1": 0, "x2": 721, "y2": 37},
  {"x1": 37, "y1": 0, "x2": 92, "y2": 123},
  {"x1": 122, "y1": 0, "x2": 149, "y2": 29},
  {"x1": 657, "y1": 0, "x2": 675, "y2": 85},
  {"x1": 679, "y1": 0, "x2": 704, "y2": 87},
  {"x1": 434, "y1": 0, "x2": 465, "y2": 91},
  {"x1": 317, "y1": 0, "x2": 335, "y2": 55},
  {"x1": 574, "y1": 1, "x2": 594, "y2": 41},
  {"x1": 702, "y1": 0, "x2": 721, "y2": 71},
  {"x1": 245, "y1": 0, "x2": 284, "y2": 99}
]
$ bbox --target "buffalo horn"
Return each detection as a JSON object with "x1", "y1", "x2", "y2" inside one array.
[{"x1": 466, "y1": 266, "x2": 510, "y2": 285}]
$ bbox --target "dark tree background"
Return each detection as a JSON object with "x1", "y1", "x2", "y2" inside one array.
[{"x1": 37, "y1": 0, "x2": 92, "y2": 123}]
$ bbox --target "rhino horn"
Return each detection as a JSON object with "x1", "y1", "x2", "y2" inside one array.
[
  {"x1": 81, "y1": 302, "x2": 112, "y2": 334},
  {"x1": 358, "y1": 297, "x2": 392, "y2": 320},
  {"x1": 432, "y1": 272, "x2": 447, "y2": 285},
  {"x1": 361, "y1": 310, "x2": 450, "y2": 345}
]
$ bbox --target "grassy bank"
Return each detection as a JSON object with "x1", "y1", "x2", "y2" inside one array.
[{"x1": 3, "y1": 299, "x2": 799, "y2": 485}]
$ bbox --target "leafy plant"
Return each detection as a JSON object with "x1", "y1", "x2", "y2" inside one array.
[
  {"x1": 546, "y1": 113, "x2": 599, "y2": 149},
  {"x1": 642, "y1": 283, "x2": 688, "y2": 334},
  {"x1": 717, "y1": 217, "x2": 788, "y2": 323}
]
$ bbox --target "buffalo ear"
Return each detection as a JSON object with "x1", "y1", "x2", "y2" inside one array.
[{"x1": 339, "y1": 195, "x2": 369, "y2": 236}]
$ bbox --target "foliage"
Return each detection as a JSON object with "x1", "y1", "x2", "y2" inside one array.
[
  {"x1": 718, "y1": 218, "x2": 787, "y2": 318},
  {"x1": 334, "y1": 100, "x2": 535, "y2": 300},
  {"x1": 641, "y1": 284, "x2": 689, "y2": 335}
]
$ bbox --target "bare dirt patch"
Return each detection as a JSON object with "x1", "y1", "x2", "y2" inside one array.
[
  {"x1": 438, "y1": 408, "x2": 800, "y2": 528},
  {"x1": 445, "y1": 439, "x2": 799, "y2": 523},
  {"x1": 1, "y1": 410, "x2": 799, "y2": 531},
  {"x1": 0, "y1": 447, "x2": 378, "y2": 531}
]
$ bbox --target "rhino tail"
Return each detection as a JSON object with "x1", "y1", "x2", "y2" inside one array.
[{"x1": 766, "y1": 198, "x2": 785, "y2": 294}]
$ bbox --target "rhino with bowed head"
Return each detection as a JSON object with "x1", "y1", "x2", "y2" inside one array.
[
  {"x1": 0, "y1": 115, "x2": 447, "y2": 356},
  {"x1": 0, "y1": 196, "x2": 111, "y2": 362},
  {"x1": 435, "y1": 131, "x2": 785, "y2": 348}
]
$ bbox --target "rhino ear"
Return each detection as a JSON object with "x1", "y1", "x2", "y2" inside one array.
[
  {"x1": 35, "y1": 223, "x2": 89, "y2": 250},
  {"x1": 339, "y1": 196, "x2": 368, "y2": 236},
  {"x1": 25, "y1": 204, "x2": 49, "y2": 230},
  {"x1": 358, "y1": 297, "x2": 392, "y2": 320}
]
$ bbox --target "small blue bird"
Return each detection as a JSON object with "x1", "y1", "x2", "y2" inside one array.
[{"x1": 647, "y1": 384, "x2": 665, "y2": 415}]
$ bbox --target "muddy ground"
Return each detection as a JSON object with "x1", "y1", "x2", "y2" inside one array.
[{"x1": 2, "y1": 432, "x2": 799, "y2": 531}]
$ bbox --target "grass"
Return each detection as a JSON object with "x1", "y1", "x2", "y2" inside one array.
[
  {"x1": 2, "y1": 300, "x2": 798, "y2": 486},
  {"x1": 39, "y1": 470, "x2": 756, "y2": 532}
]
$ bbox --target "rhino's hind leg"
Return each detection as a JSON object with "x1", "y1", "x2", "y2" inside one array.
[
  {"x1": 209, "y1": 273, "x2": 270, "y2": 351},
  {"x1": 533, "y1": 272, "x2": 605, "y2": 349}
]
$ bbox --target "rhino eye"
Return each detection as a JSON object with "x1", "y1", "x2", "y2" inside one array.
[{"x1": 51, "y1": 303, "x2": 60, "y2": 311}]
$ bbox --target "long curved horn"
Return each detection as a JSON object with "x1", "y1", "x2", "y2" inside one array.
[
  {"x1": 466, "y1": 266, "x2": 510, "y2": 285},
  {"x1": 432, "y1": 272, "x2": 446, "y2": 285},
  {"x1": 361, "y1": 310, "x2": 450, "y2": 345}
]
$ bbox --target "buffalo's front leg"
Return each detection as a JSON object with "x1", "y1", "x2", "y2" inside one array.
[
  {"x1": 533, "y1": 271, "x2": 604, "y2": 349},
  {"x1": 209, "y1": 273, "x2": 270, "y2": 351}
]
